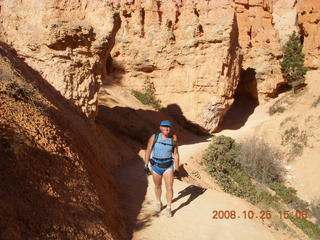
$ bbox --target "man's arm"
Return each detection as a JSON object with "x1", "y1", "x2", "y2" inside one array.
[
  {"x1": 173, "y1": 141, "x2": 180, "y2": 171},
  {"x1": 144, "y1": 134, "x2": 155, "y2": 165}
]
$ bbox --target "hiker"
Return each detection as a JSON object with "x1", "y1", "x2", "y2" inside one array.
[{"x1": 144, "y1": 120, "x2": 180, "y2": 217}]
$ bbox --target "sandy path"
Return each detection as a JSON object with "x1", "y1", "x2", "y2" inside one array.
[{"x1": 132, "y1": 176, "x2": 278, "y2": 240}]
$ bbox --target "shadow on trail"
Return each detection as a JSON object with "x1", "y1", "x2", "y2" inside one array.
[
  {"x1": 172, "y1": 185, "x2": 206, "y2": 216},
  {"x1": 112, "y1": 159, "x2": 150, "y2": 239},
  {"x1": 96, "y1": 103, "x2": 210, "y2": 154}
]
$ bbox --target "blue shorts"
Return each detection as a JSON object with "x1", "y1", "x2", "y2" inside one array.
[{"x1": 151, "y1": 162, "x2": 174, "y2": 176}]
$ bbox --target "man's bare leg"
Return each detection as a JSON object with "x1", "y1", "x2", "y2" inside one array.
[
  {"x1": 163, "y1": 168, "x2": 174, "y2": 217},
  {"x1": 152, "y1": 170, "x2": 162, "y2": 212}
]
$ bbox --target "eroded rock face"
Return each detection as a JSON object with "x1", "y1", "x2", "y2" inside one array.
[
  {"x1": 110, "y1": 0, "x2": 310, "y2": 132},
  {"x1": 0, "y1": 0, "x2": 120, "y2": 119},
  {"x1": 235, "y1": 0, "x2": 285, "y2": 98},
  {"x1": 1, "y1": 0, "x2": 317, "y2": 132},
  {"x1": 273, "y1": 0, "x2": 299, "y2": 46},
  {"x1": 109, "y1": 0, "x2": 318, "y2": 132},
  {"x1": 109, "y1": 0, "x2": 243, "y2": 132},
  {"x1": 272, "y1": 0, "x2": 320, "y2": 70},
  {"x1": 298, "y1": 0, "x2": 320, "y2": 69}
]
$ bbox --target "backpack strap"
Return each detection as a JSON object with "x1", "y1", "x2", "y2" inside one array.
[{"x1": 151, "y1": 133, "x2": 159, "y2": 151}]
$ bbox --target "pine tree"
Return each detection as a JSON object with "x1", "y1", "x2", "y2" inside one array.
[{"x1": 280, "y1": 31, "x2": 308, "y2": 92}]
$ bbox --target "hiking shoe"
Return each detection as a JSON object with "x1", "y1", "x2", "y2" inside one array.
[
  {"x1": 155, "y1": 201, "x2": 162, "y2": 213},
  {"x1": 166, "y1": 207, "x2": 172, "y2": 217}
]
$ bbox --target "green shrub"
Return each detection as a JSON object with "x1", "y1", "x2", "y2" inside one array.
[
  {"x1": 203, "y1": 135, "x2": 284, "y2": 204},
  {"x1": 280, "y1": 31, "x2": 308, "y2": 92},
  {"x1": 281, "y1": 126, "x2": 308, "y2": 160},
  {"x1": 202, "y1": 135, "x2": 320, "y2": 238},
  {"x1": 269, "y1": 182, "x2": 309, "y2": 211},
  {"x1": 256, "y1": 191, "x2": 281, "y2": 210},
  {"x1": 239, "y1": 136, "x2": 284, "y2": 184},
  {"x1": 203, "y1": 135, "x2": 258, "y2": 203},
  {"x1": 269, "y1": 182, "x2": 297, "y2": 204},
  {"x1": 269, "y1": 104, "x2": 286, "y2": 115},
  {"x1": 131, "y1": 78, "x2": 161, "y2": 110},
  {"x1": 289, "y1": 214, "x2": 320, "y2": 239}
]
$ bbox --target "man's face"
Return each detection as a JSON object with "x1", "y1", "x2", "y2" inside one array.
[{"x1": 160, "y1": 126, "x2": 171, "y2": 135}]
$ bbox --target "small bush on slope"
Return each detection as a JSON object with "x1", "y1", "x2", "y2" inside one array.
[
  {"x1": 131, "y1": 78, "x2": 161, "y2": 110},
  {"x1": 239, "y1": 136, "x2": 284, "y2": 184}
]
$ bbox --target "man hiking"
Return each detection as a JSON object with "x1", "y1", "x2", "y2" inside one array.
[{"x1": 144, "y1": 120, "x2": 180, "y2": 217}]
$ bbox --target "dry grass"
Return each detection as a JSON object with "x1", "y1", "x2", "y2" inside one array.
[
  {"x1": 281, "y1": 126, "x2": 308, "y2": 161},
  {"x1": 239, "y1": 136, "x2": 284, "y2": 184}
]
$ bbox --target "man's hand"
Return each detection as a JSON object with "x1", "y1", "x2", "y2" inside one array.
[{"x1": 144, "y1": 164, "x2": 151, "y2": 175}]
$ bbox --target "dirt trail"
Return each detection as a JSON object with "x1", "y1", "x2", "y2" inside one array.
[{"x1": 114, "y1": 141, "x2": 291, "y2": 240}]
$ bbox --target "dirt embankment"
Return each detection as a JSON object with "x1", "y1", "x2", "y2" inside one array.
[{"x1": 0, "y1": 46, "x2": 129, "y2": 239}]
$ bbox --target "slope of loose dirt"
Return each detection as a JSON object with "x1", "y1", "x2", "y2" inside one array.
[{"x1": 216, "y1": 70, "x2": 320, "y2": 203}]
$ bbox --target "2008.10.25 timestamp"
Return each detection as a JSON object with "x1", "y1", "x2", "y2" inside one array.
[{"x1": 212, "y1": 210, "x2": 308, "y2": 220}]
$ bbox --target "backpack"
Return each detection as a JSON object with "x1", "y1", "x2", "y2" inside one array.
[{"x1": 151, "y1": 133, "x2": 177, "y2": 152}]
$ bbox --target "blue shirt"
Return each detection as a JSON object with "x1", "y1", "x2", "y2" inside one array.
[{"x1": 152, "y1": 133, "x2": 174, "y2": 163}]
